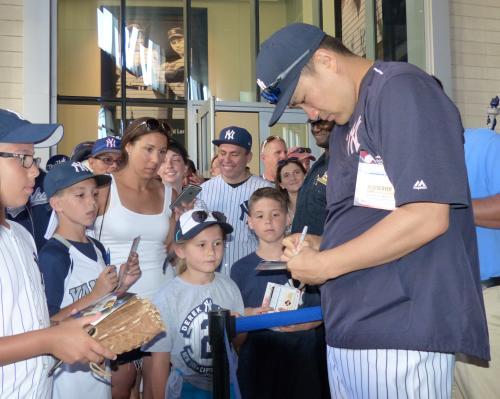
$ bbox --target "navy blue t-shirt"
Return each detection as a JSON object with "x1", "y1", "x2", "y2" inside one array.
[
  {"x1": 230, "y1": 252, "x2": 289, "y2": 307},
  {"x1": 320, "y1": 61, "x2": 489, "y2": 360},
  {"x1": 38, "y1": 237, "x2": 107, "y2": 316},
  {"x1": 230, "y1": 254, "x2": 330, "y2": 398}
]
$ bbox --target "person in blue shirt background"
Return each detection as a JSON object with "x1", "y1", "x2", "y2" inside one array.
[{"x1": 454, "y1": 127, "x2": 500, "y2": 398}]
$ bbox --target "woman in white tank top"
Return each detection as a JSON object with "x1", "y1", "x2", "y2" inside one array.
[{"x1": 95, "y1": 117, "x2": 177, "y2": 399}]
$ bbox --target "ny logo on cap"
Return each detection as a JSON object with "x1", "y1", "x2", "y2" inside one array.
[
  {"x1": 224, "y1": 130, "x2": 235, "y2": 140},
  {"x1": 106, "y1": 137, "x2": 116, "y2": 148},
  {"x1": 71, "y1": 162, "x2": 90, "y2": 173}
]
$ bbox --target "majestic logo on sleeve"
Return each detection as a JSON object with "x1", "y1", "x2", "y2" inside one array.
[
  {"x1": 413, "y1": 180, "x2": 428, "y2": 190},
  {"x1": 346, "y1": 115, "x2": 362, "y2": 156},
  {"x1": 180, "y1": 298, "x2": 221, "y2": 374}
]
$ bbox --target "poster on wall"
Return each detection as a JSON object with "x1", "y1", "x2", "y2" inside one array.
[{"x1": 98, "y1": 6, "x2": 208, "y2": 101}]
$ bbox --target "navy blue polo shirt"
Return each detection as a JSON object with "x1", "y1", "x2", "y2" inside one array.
[{"x1": 320, "y1": 61, "x2": 489, "y2": 360}]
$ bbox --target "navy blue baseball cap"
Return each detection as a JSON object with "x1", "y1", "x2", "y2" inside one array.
[
  {"x1": 46, "y1": 154, "x2": 70, "y2": 171},
  {"x1": 212, "y1": 126, "x2": 252, "y2": 151},
  {"x1": 91, "y1": 136, "x2": 122, "y2": 157},
  {"x1": 175, "y1": 208, "x2": 233, "y2": 242},
  {"x1": 256, "y1": 24, "x2": 325, "y2": 126},
  {"x1": 0, "y1": 109, "x2": 64, "y2": 147},
  {"x1": 44, "y1": 161, "x2": 111, "y2": 199}
]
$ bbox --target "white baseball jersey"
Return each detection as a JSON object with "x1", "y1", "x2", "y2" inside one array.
[
  {"x1": 198, "y1": 175, "x2": 273, "y2": 275},
  {"x1": 0, "y1": 221, "x2": 53, "y2": 399},
  {"x1": 327, "y1": 346, "x2": 454, "y2": 399},
  {"x1": 44, "y1": 236, "x2": 111, "y2": 399}
]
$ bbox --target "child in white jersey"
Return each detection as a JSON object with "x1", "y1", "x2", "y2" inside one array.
[
  {"x1": 38, "y1": 161, "x2": 141, "y2": 399},
  {"x1": 146, "y1": 208, "x2": 244, "y2": 398},
  {"x1": 0, "y1": 109, "x2": 116, "y2": 399}
]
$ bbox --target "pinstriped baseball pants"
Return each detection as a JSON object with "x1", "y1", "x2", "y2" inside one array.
[{"x1": 327, "y1": 346, "x2": 455, "y2": 399}]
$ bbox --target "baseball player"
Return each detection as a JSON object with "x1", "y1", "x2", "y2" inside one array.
[
  {"x1": 198, "y1": 126, "x2": 273, "y2": 275},
  {"x1": 162, "y1": 27, "x2": 185, "y2": 98},
  {"x1": 0, "y1": 109, "x2": 116, "y2": 398},
  {"x1": 258, "y1": 24, "x2": 489, "y2": 398}
]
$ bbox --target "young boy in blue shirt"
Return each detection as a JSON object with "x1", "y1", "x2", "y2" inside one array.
[
  {"x1": 231, "y1": 187, "x2": 329, "y2": 399},
  {"x1": 38, "y1": 161, "x2": 141, "y2": 399}
]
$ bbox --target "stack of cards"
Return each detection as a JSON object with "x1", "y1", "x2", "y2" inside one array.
[{"x1": 262, "y1": 282, "x2": 302, "y2": 311}]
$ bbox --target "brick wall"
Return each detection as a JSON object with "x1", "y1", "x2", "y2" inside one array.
[{"x1": 0, "y1": 0, "x2": 23, "y2": 113}]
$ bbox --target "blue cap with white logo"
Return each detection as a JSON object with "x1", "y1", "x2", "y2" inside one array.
[
  {"x1": 46, "y1": 154, "x2": 70, "y2": 171},
  {"x1": 256, "y1": 23, "x2": 325, "y2": 127},
  {"x1": 175, "y1": 208, "x2": 233, "y2": 242},
  {"x1": 44, "y1": 161, "x2": 111, "y2": 199},
  {"x1": 91, "y1": 136, "x2": 122, "y2": 157},
  {"x1": 0, "y1": 109, "x2": 64, "y2": 147},
  {"x1": 212, "y1": 126, "x2": 252, "y2": 151}
]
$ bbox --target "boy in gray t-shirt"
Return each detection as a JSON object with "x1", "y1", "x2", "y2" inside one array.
[{"x1": 145, "y1": 208, "x2": 244, "y2": 398}]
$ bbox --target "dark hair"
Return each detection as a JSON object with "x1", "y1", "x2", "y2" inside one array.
[
  {"x1": 121, "y1": 117, "x2": 171, "y2": 164},
  {"x1": 275, "y1": 158, "x2": 306, "y2": 200},
  {"x1": 167, "y1": 138, "x2": 189, "y2": 164},
  {"x1": 249, "y1": 187, "x2": 288, "y2": 214},
  {"x1": 186, "y1": 159, "x2": 197, "y2": 174},
  {"x1": 70, "y1": 141, "x2": 95, "y2": 162},
  {"x1": 304, "y1": 35, "x2": 355, "y2": 73}
]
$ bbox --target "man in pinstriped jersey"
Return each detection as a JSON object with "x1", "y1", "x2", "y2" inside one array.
[
  {"x1": 257, "y1": 24, "x2": 489, "y2": 398},
  {"x1": 197, "y1": 126, "x2": 273, "y2": 276}
]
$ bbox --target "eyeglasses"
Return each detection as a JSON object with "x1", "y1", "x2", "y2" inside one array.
[
  {"x1": 292, "y1": 147, "x2": 311, "y2": 154},
  {"x1": 277, "y1": 157, "x2": 299, "y2": 167},
  {"x1": 95, "y1": 156, "x2": 123, "y2": 166},
  {"x1": 260, "y1": 49, "x2": 311, "y2": 105},
  {"x1": 0, "y1": 152, "x2": 41, "y2": 169},
  {"x1": 261, "y1": 136, "x2": 285, "y2": 152}
]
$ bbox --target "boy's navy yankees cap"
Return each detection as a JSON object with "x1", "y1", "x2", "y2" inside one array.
[
  {"x1": 212, "y1": 126, "x2": 252, "y2": 151},
  {"x1": 175, "y1": 208, "x2": 233, "y2": 242},
  {"x1": 0, "y1": 109, "x2": 64, "y2": 147},
  {"x1": 91, "y1": 136, "x2": 122, "y2": 157},
  {"x1": 46, "y1": 154, "x2": 70, "y2": 171},
  {"x1": 256, "y1": 23, "x2": 325, "y2": 127},
  {"x1": 44, "y1": 161, "x2": 111, "y2": 199}
]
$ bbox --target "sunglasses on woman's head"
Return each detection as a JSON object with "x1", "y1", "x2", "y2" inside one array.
[
  {"x1": 292, "y1": 147, "x2": 311, "y2": 154},
  {"x1": 129, "y1": 118, "x2": 171, "y2": 136},
  {"x1": 277, "y1": 157, "x2": 299, "y2": 167}
]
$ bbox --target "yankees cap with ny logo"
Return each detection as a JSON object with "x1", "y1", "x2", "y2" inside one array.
[
  {"x1": 44, "y1": 161, "x2": 111, "y2": 199},
  {"x1": 91, "y1": 136, "x2": 122, "y2": 157},
  {"x1": 212, "y1": 126, "x2": 252, "y2": 151}
]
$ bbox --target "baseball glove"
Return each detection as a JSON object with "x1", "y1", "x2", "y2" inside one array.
[{"x1": 89, "y1": 296, "x2": 165, "y2": 377}]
